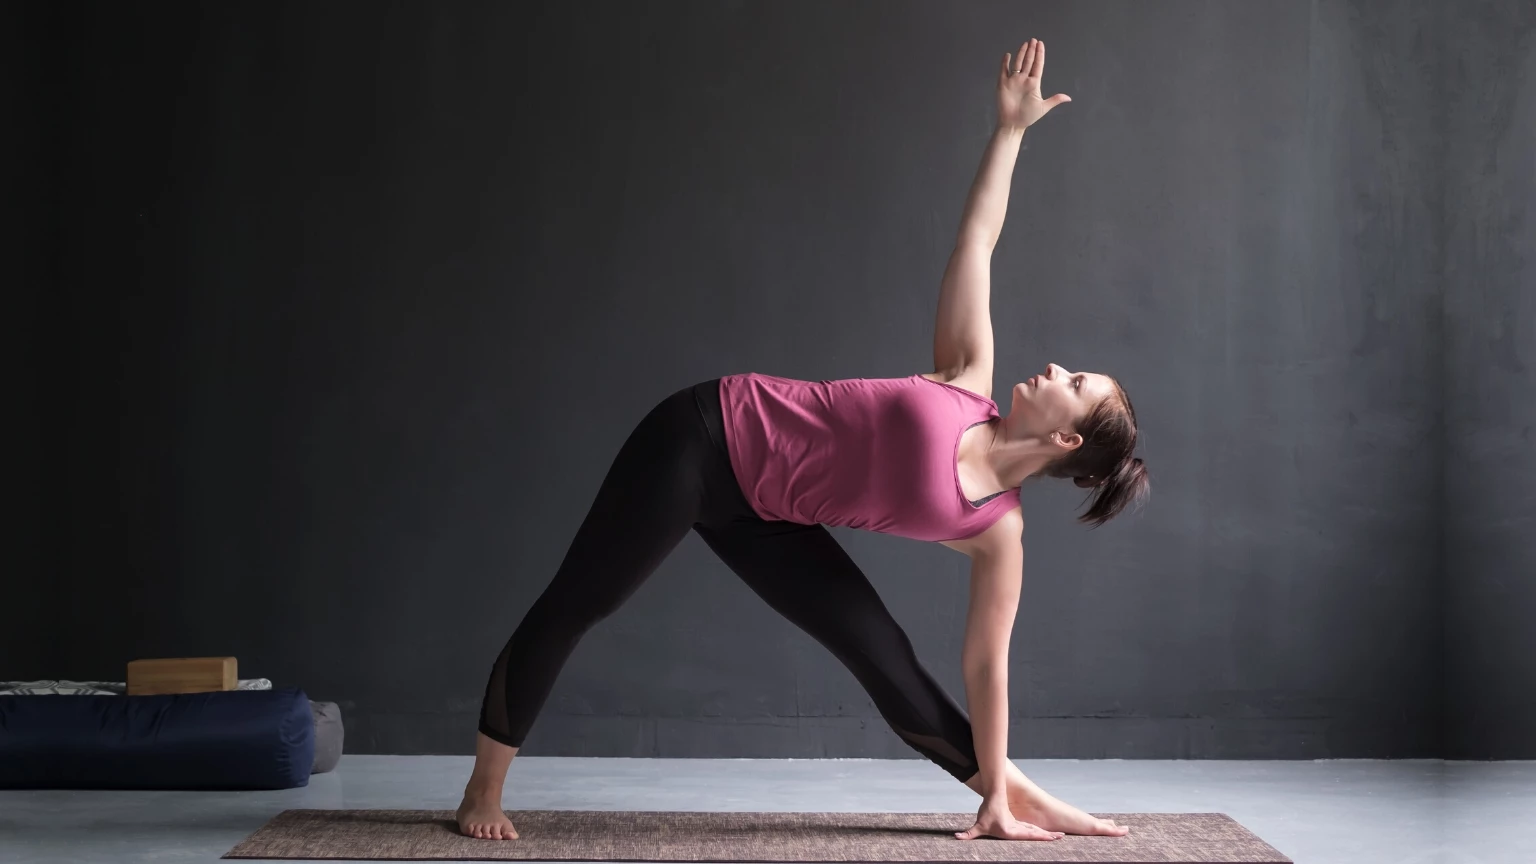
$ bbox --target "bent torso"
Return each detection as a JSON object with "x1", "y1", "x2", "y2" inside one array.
[{"x1": 918, "y1": 369, "x2": 1020, "y2": 555}]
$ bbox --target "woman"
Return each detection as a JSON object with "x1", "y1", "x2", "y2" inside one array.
[{"x1": 459, "y1": 38, "x2": 1147, "y2": 843}]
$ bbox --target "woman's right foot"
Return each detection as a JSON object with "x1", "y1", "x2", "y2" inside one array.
[
  {"x1": 1007, "y1": 786, "x2": 1128, "y2": 837},
  {"x1": 456, "y1": 794, "x2": 518, "y2": 839}
]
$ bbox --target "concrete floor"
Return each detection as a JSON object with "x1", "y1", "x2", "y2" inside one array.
[{"x1": 1, "y1": 757, "x2": 1529, "y2": 864}]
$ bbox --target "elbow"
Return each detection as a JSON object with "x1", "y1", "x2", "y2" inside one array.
[
  {"x1": 955, "y1": 232, "x2": 998, "y2": 254},
  {"x1": 961, "y1": 653, "x2": 1006, "y2": 682}
]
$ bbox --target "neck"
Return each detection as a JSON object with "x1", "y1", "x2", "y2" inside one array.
[{"x1": 981, "y1": 416, "x2": 1055, "y2": 489}]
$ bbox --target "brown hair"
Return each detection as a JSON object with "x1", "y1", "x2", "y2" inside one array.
[{"x1": 1040, "y1": 379, "x2": 1148, "y2": 528}]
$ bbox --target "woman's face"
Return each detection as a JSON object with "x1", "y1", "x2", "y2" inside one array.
[{"x1": 1009, "y1": 363, "x2": 1119, "y2": 440}]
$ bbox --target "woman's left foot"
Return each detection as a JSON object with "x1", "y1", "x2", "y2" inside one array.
[{"x1": 1008, "y1": 787, "x2": 1129, "y2": 836}]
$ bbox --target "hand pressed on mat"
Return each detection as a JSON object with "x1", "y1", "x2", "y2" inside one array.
[{"x1": 955, "y1": 793, "x2": 1064, "y2": 842}]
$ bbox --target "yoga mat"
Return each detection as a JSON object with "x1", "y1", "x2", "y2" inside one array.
[{"x1": 223, "y1": 809, "x2": 1292, "y2": 862}]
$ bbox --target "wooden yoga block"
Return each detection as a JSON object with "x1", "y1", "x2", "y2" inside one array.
[{"x1": 127, "y1": 656, "x2": 238, "y2": 695}]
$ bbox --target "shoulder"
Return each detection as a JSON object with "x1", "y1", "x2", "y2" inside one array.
[
  {"x1": 937, "y1": 506, "x2": 1023, "y2": 557},
  {"x1": 918, "y1": 368, "x2": 992, "y2": 402}
]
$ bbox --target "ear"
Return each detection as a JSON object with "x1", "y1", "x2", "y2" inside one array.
[{"x1": 1051, "y1": 430, "x2": 1083, "y2": 451}]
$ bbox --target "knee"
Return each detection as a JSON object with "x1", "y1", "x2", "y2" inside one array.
[
  {"x1": 550, "y1": 601, "x2": 618, "y2": 636},
  {"x1": 525, "y1": 590, "x2": 617, "y2": 639}
]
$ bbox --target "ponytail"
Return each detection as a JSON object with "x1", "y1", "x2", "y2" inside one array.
[{"x1": 1044, "y1": 381, "x2": 1149, "y2": 527}]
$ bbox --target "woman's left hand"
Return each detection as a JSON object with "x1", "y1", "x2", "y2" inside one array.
[
  {"x1": 996, "y1": 38, "x2": 1071, "y2": 132},
  {"x1": 955, "y1": 793, "x2": 1065, "y2": 841}
]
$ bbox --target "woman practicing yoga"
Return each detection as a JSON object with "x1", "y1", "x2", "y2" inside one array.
[{"x1": 459, "y1": 38, "x2": 1147, "y2": 843}]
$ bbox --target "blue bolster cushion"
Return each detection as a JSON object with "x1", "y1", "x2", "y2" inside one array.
[{"x1": 0, "y1": 686, "x2": 315, "y2": 790}]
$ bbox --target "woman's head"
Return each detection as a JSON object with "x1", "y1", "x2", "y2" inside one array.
[{"x1": 1007, "y1": 363, "x2": 1148, "y2": 527}]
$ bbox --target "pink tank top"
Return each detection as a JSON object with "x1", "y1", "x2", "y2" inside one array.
[{"x1": 718, "y1": 372, "x2": 1021, "y2": 542}]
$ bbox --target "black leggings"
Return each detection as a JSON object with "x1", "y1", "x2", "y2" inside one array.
[{"x1": 477, "y1": 379, "x2": 982, "y2": 784}]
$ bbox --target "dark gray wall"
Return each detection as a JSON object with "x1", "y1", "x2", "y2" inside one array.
[
  {"x1": 24, "y1": 0, "x2": 1523, "y2": 760},
  {"x1": 6, "y1": 1, "x2": 62, "y2": 679},
  {"x1": 1443, "y1": 0, "x2": 1536, "y2": 760}
]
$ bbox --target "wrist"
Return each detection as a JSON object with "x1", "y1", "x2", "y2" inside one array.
[
  {"x1": 996, "y1": 123, "x2": 1027, "y2": 138},
  {"x1": 979, "y1": 769, "x2": 1010, "y2": 799}
]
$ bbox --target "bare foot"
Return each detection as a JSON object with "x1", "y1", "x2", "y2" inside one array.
[
  {"x1": 456, "y1": 794, "x2": 518, "y2": 840},
  {"x1": 1008, "y1": 787, "x2": 1129, "y2": 837}
]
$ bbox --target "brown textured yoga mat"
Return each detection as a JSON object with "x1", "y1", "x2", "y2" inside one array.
[{"x1": 223, "y1": 809, "x2": 1292, "y2": 862}]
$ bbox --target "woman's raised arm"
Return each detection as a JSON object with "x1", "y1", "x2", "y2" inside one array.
[{"x1": 932, "y1": 39, "x2": 1070, "y2": 384}]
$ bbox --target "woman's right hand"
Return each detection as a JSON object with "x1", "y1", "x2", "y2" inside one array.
[
  {"x1": 955, "y1": 793, "x2": 1065, "y2": 842},
  {"x1": 996, "y1": 38, "x2": 1071, "y2": 132}
]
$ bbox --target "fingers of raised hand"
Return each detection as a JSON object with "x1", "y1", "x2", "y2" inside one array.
[{"x1": 1004, "y1": 39, "x2": 1045, "y2": 81}]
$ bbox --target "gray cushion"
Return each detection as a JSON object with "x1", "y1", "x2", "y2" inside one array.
[{"x1": 308, "y1": 700, "x2": 343, "y2": 774}]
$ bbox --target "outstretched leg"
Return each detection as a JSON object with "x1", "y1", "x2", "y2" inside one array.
[
  {"x1": 695, "y1": 519, "x2": 980, "y2": 779},
  {"x1": 461, "y1": 386, "x2": 712, "y2": 839},
  {"x1": 693, "y1": 518, "x2": 1126, "y2": 837}
]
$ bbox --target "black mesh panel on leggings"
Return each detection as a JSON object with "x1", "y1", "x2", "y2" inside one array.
[{"x1": 476, "y1": 378, "x2": 981, "y2": 784}]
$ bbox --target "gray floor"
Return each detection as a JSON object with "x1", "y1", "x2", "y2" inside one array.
[{"x1": 1, "y1": 757, "x2": 1530, "y2": 864}]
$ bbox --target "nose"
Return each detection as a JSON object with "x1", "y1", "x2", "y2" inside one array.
[{"x1": 1046, "y1": 363, "x2": 1066, "y2": 380}]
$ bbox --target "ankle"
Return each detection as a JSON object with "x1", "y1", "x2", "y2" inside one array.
[
  {"x1": 1005, "y1": 772, "x2": 1047, "y2": 800},
  {"x1": 462, "y1": 780, "x2": 503, "y2": 802}
]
